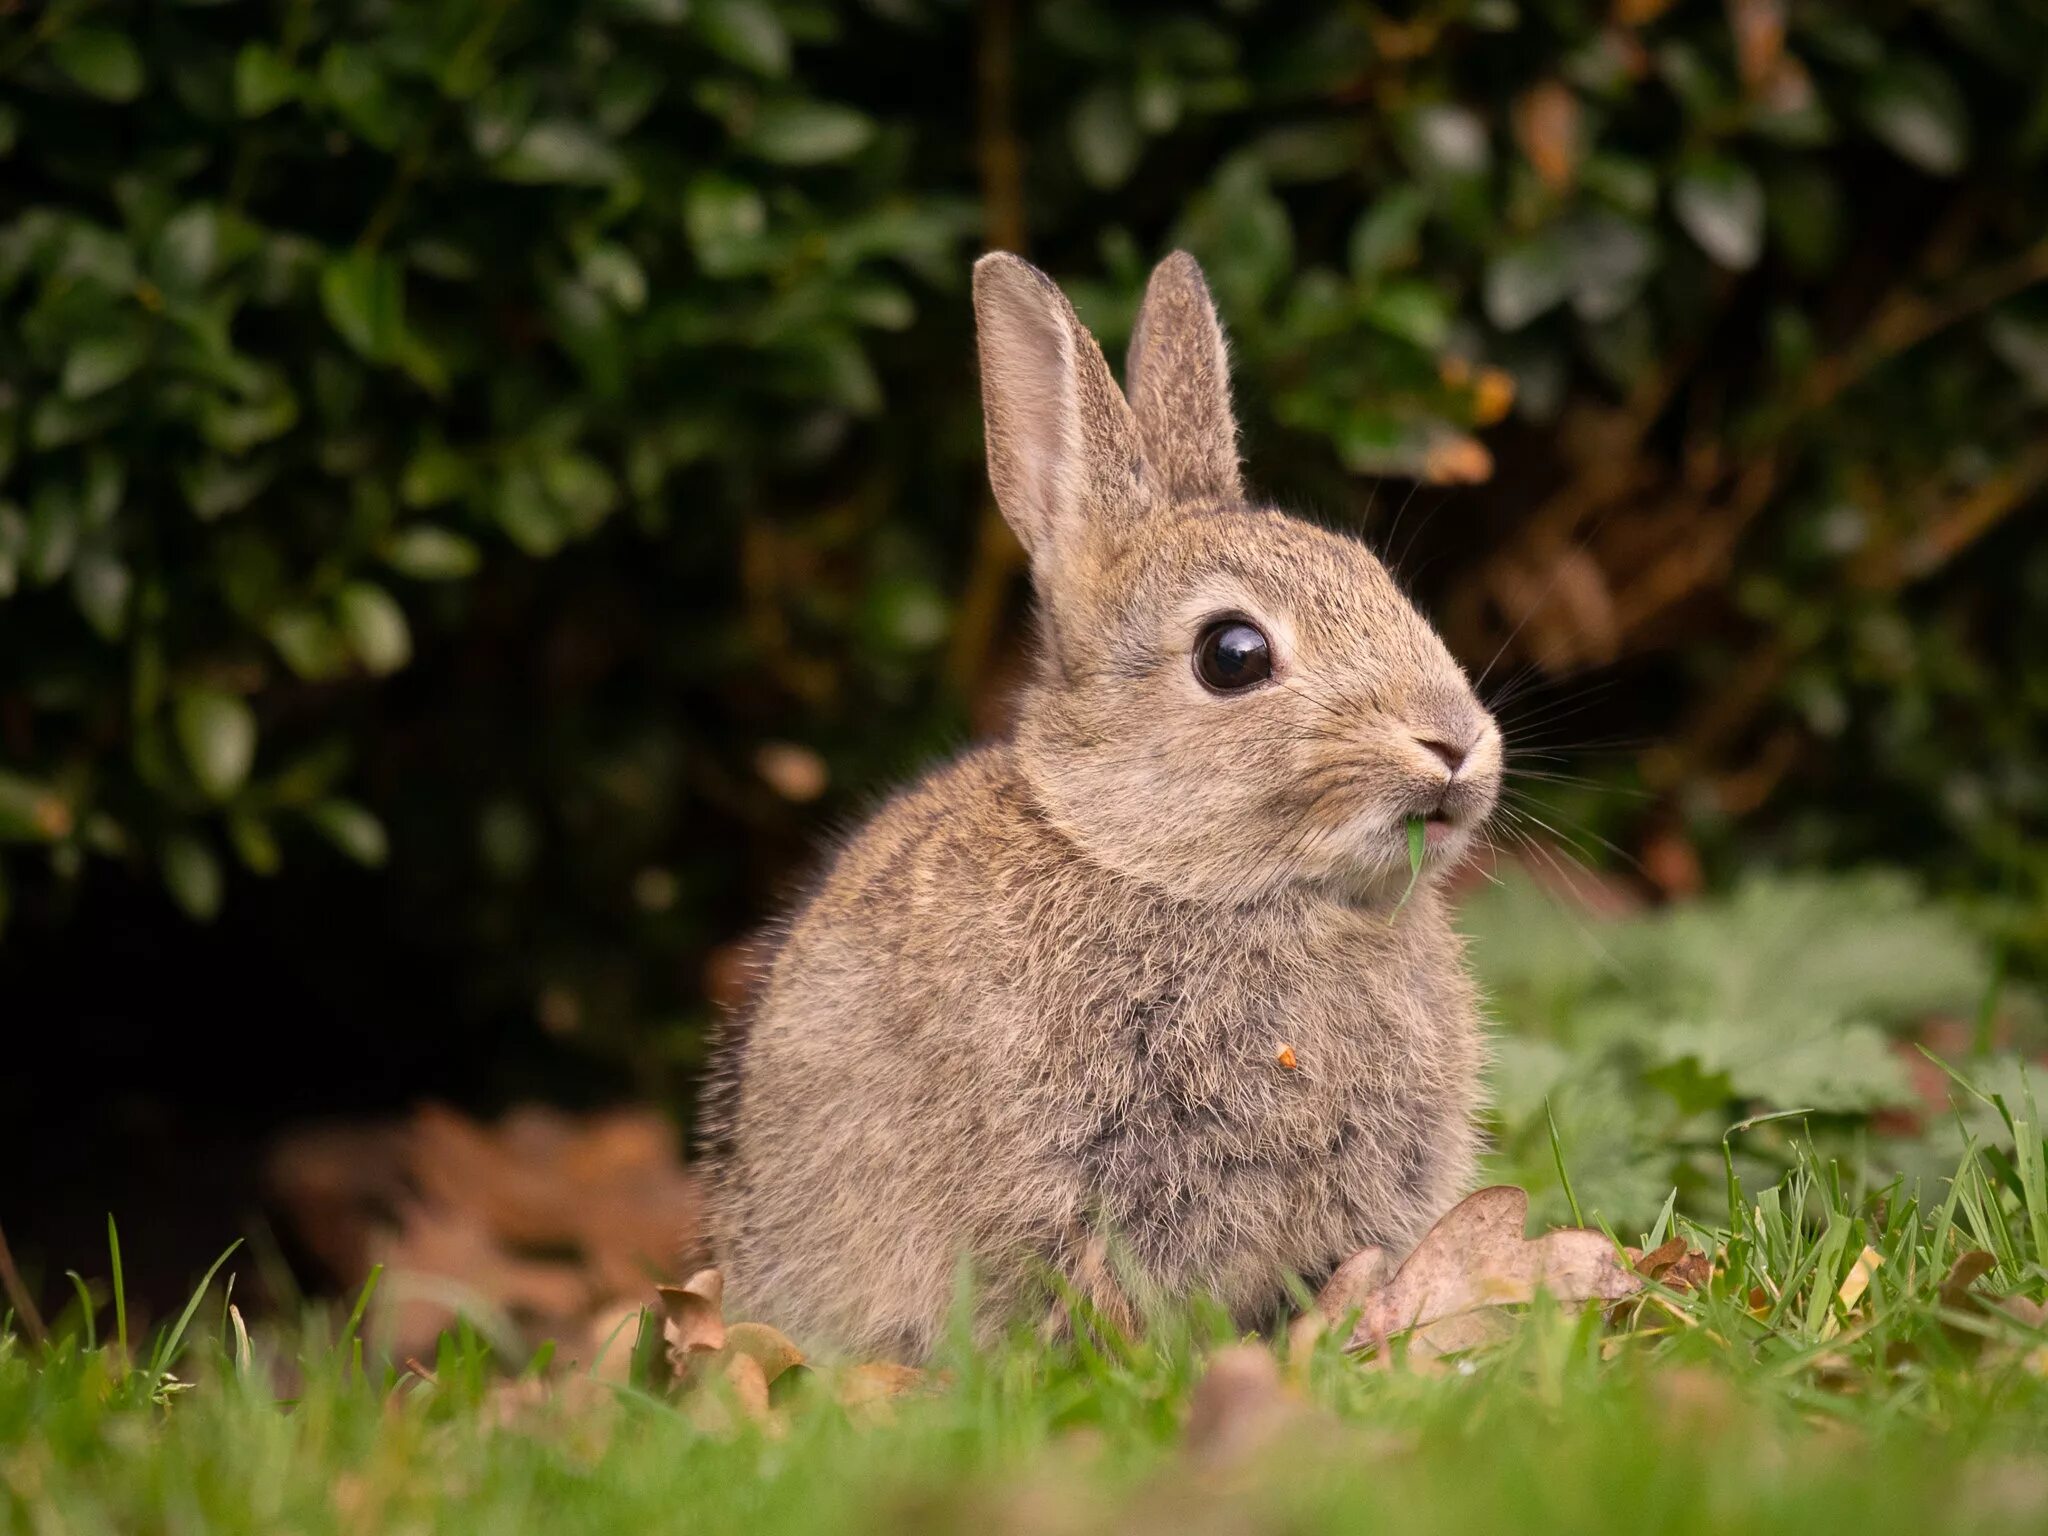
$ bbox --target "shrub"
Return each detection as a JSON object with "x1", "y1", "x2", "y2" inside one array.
[{"x1": 2, "y1": 0, "x2": 2044, "y2": 1094}]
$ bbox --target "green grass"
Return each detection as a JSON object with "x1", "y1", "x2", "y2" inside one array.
[
  {"x1": 7, "y1": 1121, "x2": 2048, "y2": 1535},
  {"x1": 6, "y1": 874, "x2": 2048, "y2": 1533}
]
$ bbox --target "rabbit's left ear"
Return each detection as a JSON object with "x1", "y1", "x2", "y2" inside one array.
[{"x1": 1125, "y1": 252, "x2": 1242, "y2": 505}]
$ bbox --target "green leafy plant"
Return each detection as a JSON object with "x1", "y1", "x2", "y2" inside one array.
[{"x1": 2, "y1": 0, "x2": 2045, "y2": 1099}]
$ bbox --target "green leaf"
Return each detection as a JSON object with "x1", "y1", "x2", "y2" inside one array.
[
  {"x1": 0, "y1": 504, "x2": 25, "y2": 599},
  {"x1": 234, "y1": 43, "x2": 298, "y2": 118},
  {"x1": 1070, "y1": 85, "x2": 1142, "y2": 189},
  {"x1": 540, "y1": 450, "x2": 620, "y2": 533},
  {"x1": 227, "y1": 811, "x2": 282, "y2": 876},
  {"x1": 1673, "y1": 160, "x2": 1764, "y2": 271},
  {"x1": 684, "y1": 175, "x2": 768, "y2": 276},
  {"x1": 494, "y1": 466, "x2": 564, "y2": 556},
  {"x1": 1564, "y1": 212, "x2": 1657, "y2": 322},
  {"x1": 697, "y1": 0, "x2": 791, "y2": 76},
  {"x1": 1861, "y1": 63, "x2": 1969, "y2": 176},
  {"x1": 495, "y1": 120, "x2": 628, "y2": 185},
  {"x1": 1987, "y1": 312, "x2": 2048, "y2": 403},
  {"x1": 26, "y1": 483, "x2": 81, "y2": 586},
  {"x1": 742, "y1": 100, "x2": 875, "y2": 165},
  {"x1": 308, "y1": 799, "x2": 388, "y2": 867},
  {"x1": 179, "y1": 456, "x2": 275, "y2": 521},
  {"x1": 384, "y1": 525, "x2": 481, "y2": 580},
  {"x1": 335, "y1": 581, "x2": 413, "y2": 675},
  {"x1": 320, "y1": 251, "x2": 406, "y2": 361},
  {"x1": 1349, "y1": 189, "x2": 1429, "y2": 276},
  {"x1": 581, "y1": 244, "x2": 648, "y2": 312},
  {"x1": 152, "y1": 204, "x2": 221, "y2": 293},
  {"x1": 268, "y1": 606, "x2": 351, "y2": 680},
  {"x1": 161, "y1": 833, "x2": 224, "y2": 922},
  {"x1": 318, "y1": 44, "x2": 402, "y2": 150},
  {"x1": 175, "y1": 688, "x2": 258, "y2": 801},
  {"x1": 0, "y1": 770, "x2": 72, "y2": 843},
  {"x1": 71, "y1": 551, "x2": 132, "y2": 641},
  {"x1": 50, "y1": 27, "x2": 146, "y2": 102},
  {"x1": 62, "y1": 329, "x2": 149, "y2": 398},
  {"x1": 1363, "y1": 282, "x2": 1452, "y2": 349},
  {"x1": 1482, "y1": 235, "x2": 1572, "y2": 330}
]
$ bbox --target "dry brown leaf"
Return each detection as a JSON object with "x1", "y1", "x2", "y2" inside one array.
[
  {"x1": 1512, "y1": 81, "x2": 1581, "y2": 191},
  {"x1": 1939, "y1": 1250, "x2": 1997, "y2": 1312},
  {"x1": 266, "y1": 1102, "x2": 703, "y2": 1364},
  {"x1": 1727, "y1": 0, "x2": 1786, "y2": 93},
  {"x1": 1288, "y1": 1246, "x2": 1392, "y2": 1356},
  {"x1": 658, "y1": 1267, "x2": 728, "y2": 1373},
  {"x1": 1343, "y1": 1186, "x2": 1642, "y2": 1354},
  {"x1": 1471, "y1": 367, "x2": 1517, "y2": 427},
  {"x1": 1819, "y1": 1245, "x2": 1883, "y2": 1341},
  {"x1": 1421, "y1": 433, "x2": 1495, "y2": 486},
  {"x1": 1184, "y1": 1345, "x2": 1298, "y2": 1468},
  {"x1": 721, "y1": 1320, "x2": 807, "y2": 1387},
  {"x1": 1630, "y1": 1236, "x2": 1714, "y2": 1292},
  {"x1": 754, "y1": 741, "x2": 829, "y2": 802},
  {"x1": 836, "y1": 1361, "x2": 929, "y2": 1408}
]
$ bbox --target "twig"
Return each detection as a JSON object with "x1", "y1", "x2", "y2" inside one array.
[{"x1": 0, "y1": 1217, "x2": 46, "y2": 1346}]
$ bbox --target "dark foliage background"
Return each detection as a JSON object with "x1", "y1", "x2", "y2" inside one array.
[{"x1": 3, "y1": 0, "x2": 2045, "y2": 1277}]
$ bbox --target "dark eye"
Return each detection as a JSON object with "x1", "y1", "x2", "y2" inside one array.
[{"x1": 1194, "y1": 618, "x2": 1273, "y2": 693}]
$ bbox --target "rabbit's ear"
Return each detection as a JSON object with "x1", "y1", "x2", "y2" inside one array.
[
  {"x1": 974, "y1": 252, "x2": 1143, "y2": 576},
  {"x1": 1125, "y1": 252, "x2": 1242, "y2": 505}
]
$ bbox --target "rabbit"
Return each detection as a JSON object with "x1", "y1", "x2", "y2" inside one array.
[{"x1": 699, "y1": 250, "x2": 1503, "y2": 1360}]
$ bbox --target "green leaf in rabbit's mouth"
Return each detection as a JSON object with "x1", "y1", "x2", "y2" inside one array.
[{"x1": 1391, "y1": 814, "x2": 1427, "y2": 916}]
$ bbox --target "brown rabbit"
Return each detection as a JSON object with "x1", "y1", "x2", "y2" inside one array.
[{"x1": 702, "y1": 251, "x2": 1502, "y2": 1358}]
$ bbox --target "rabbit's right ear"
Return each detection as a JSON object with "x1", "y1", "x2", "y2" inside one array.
[{"x1": 973, "y1": 253, "x2": 1143, "y2": 578}]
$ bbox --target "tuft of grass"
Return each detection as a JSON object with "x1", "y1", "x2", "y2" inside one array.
[{"x1": 5, "y1": 1071, "x2": 2048, "y2": 1534}]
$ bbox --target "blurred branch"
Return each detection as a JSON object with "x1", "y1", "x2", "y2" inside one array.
[
  {"x1": 1791, "y1": 233, "x2": 2048, "y2": 422},
  {"x1": 0, "y1": 1217, "x2": 45, "y2": 1346},
  {"x1": 945, "y1": 0, "x2": 1030, "y2": 706},
  {"x1": 1649, "y1": 441, "x2": 2048, "y2": 798}
]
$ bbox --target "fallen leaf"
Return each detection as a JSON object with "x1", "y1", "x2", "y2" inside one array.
[
  {"x1": 1288, "y1": 1246, "x2": 1392, "y2": 1356},
  {"x1": 658, "y1": 1268, "x2": 728, "y2": 1373},
  {"x1": 1274, "y1": 1043, "x2": 1298, "y2": 1071},
  {"x1": 1184, "y1": 1345, "x2": 1298, "y2": 1468},
  {"x1": 1821, "y1": 1245, "x2": 1882, "y2": 1340},
  {"x1": 721, "y1": 1320, "x2": 807, "y2": 1387},
  {"x1": 1630, "y1": 1236, "x2": 1714, "y2": 1292},
  {"x1": 1342, "y1": 1186, "x2": 1642, "y2": 1354},
  {"x1": 265, "y1": 1103, "x2": 703, "y2": 1364},
  {"x1": 1938, "y1": 1250, "x2": 1997, "y2": 1313},
  {"x1": 835, "y1": 1361, "x2": 929, "y2": 1407}
]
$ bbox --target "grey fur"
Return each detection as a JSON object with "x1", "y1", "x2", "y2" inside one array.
[{"x1": 703, "y1": 252, "x2": 1501, "y2": 1358}]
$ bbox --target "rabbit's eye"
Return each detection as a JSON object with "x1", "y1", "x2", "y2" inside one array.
[{"x1": 1194, "y1": 619, "x2": 1273, "y2": 693}]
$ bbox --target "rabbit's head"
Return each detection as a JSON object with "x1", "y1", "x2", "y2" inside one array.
[{"x1": 976, "y1": 251, "x2": 1502, "y2": 906}]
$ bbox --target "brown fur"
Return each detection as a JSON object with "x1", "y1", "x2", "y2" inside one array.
[{"x1": 702, "y1": 253, "x2": 1502, "y2": 1358}]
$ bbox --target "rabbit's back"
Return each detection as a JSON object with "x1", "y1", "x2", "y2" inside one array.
[{"x1": 710, "y1": 741, "x2": 1482, "y2": 1356}]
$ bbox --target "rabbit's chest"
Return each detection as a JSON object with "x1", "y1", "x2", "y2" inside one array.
[{"x1": 1050, "y1": 941, "x2": 1471, "y2": 1290}]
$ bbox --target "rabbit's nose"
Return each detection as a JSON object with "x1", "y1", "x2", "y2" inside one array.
[{"x1": 1415, "y1": 735, "x2": 1469, "y2": 775}]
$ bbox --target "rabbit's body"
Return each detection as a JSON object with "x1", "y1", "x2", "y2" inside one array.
[
  {"x1": 715, "y1": 742, "x2": 1480, "y2": 1355},
  {"x1": 706, "y1": 253, "x2": 1500, "y2": 1357}
]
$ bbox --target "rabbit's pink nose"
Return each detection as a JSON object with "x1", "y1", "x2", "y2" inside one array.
[{"x1": 1415, "y1": 735, "x2": 1469, "y2": 775}]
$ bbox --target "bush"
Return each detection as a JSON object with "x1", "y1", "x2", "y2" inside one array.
[{"x1": 2, "y1": 0, "x2": 2044, "y2": 1096}]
